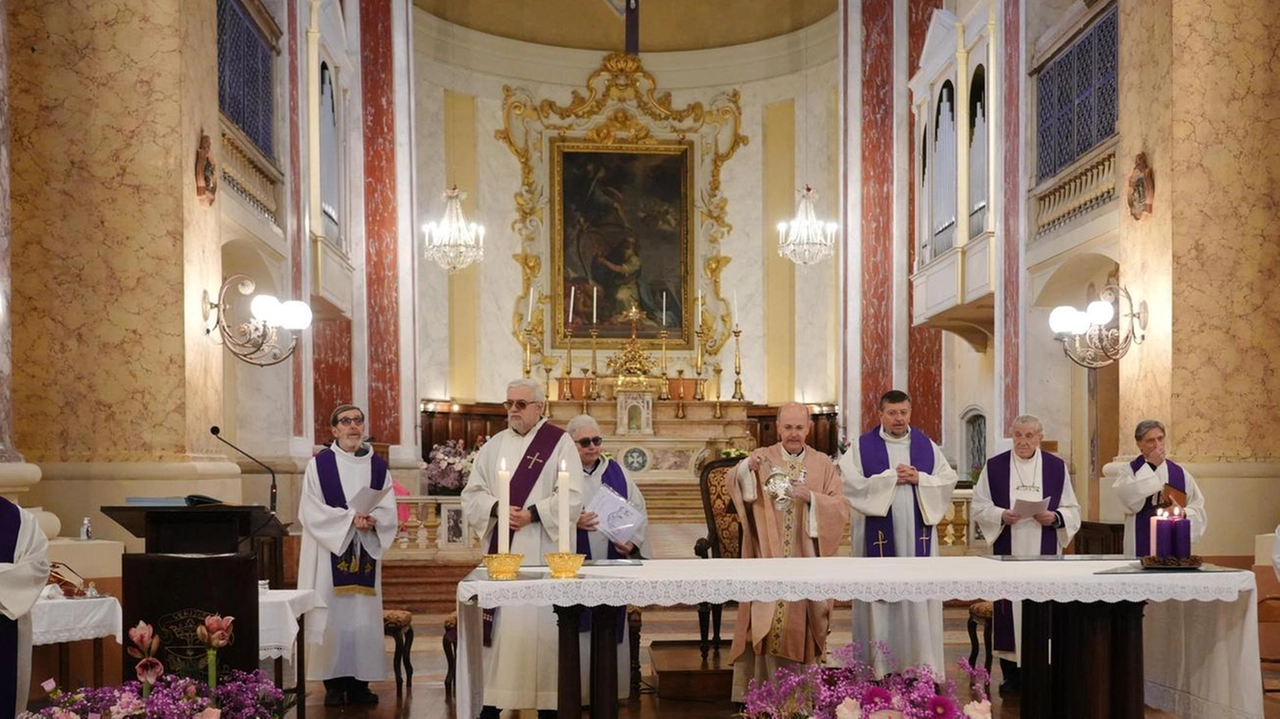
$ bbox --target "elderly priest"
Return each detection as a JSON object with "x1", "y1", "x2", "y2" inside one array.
[
  {"x1": 971, "y1": 415, "x2": 1080, "y2": 693},
  {"x1": 1, "y1": 497, "x2": 50, "y2": 719}
]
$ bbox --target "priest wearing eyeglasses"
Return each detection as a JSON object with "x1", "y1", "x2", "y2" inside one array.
[
  {"x1": 462, "y1": 379, "x2": 583, "y2": 719},
  {"x1": 971, "y1": 415, "x2": 1080, "y2": 694},
  {"x1": 567, "y1": 413, "x2": 651, "y2": 704}
]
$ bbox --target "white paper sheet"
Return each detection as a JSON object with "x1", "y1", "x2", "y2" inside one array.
[
  {"x1": 348, "y1": 484, "x2": 392, "y2": 514},
  {"x1": 1013, "y1": 497, "x2": 1050, "y2": 519},
  {"x1": 584, "y1": 485, "x2": 642, "y2": 545}
]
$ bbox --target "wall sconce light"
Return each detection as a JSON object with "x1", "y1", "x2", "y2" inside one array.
[
  {"x1": 203, "y1": 274, "x2": 313, "y2": 367},
  {"x1": 1048, "y1": 284, "x2": 1147, "y2": 368}
]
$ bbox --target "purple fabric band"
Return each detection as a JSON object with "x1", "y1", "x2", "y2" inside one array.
[
  {"x1": 316, "y1": 448, "x2": 388, "y2": 592},
  {"x1": 1130, "y1": 455, "x2": 1186, "y2": 559},
  {"x1": 0, "y1": 498, "x2": 20, "y2": 719},
  {"x1": 578, "y1": 459, "x2": 629, "y2": 638},
  {"x1": 859, "y1": 428, "x2": 935, "y2": 557}
]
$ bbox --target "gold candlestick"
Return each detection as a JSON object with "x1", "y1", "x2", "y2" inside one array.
[
  {"x1": 541, "y1": 364, "x2": 554, "y2": 416},
  {"x1": 674, "y1": 368, "x2": 686, "y2": 419},
  {"x1": 657, "y1": 329, "x2": 670, "y2": 400},
  {"x1": 588, "y1": 328, "x2": 602, "y2": 401},
  {"x1": 521, "y1": 325, "x2": 534, "y2": 379},
  {"x1": 693, "y1": 325, "x2": 705, "y2": 376},
  {"x1": 579, "y1": 368, "x2": 591, "y2": 414},
  {"x1": 731, "y1": 324, "x2": 745, "y2": 400},
  {"x1": 562, "y1": 329, "x2": 575, "y2": 400},
  {"x1": 693, "y1": 364, "x2": 705, "y2": 401},
  {"x1": 713, "y1": 364, "x2": 724, "y2": 418}
]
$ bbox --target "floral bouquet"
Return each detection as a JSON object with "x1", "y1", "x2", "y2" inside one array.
[
  {"x1": 721, "y1": 447, "x2": 749, "y2": 459},
  {"x1": 740, "y1": 642, "x2": 992, "y2": 719},
  {"x1": 423, "y1": 439, "x2": 470, "y2": 494}
]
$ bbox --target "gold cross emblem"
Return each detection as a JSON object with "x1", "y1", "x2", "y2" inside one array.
[
  {"x1": 918, "y1": 528, "x2": 931, "y2": 555},
  {"x1": 872, "y1": 530, "x2": 889, "y2": 557},
  {"x1": 526, "y1": 452, "x2": 545, "y2": 470}
]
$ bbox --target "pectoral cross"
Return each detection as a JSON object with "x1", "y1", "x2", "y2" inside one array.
[
  {"x1": 872, "y1": 530, "x2": 889, "y2": 557},
  {"x1": 918, "y1": 528, "x2": 932, "y2": 556},
  {"x1": 526, "y1": 452, "x2": 545, "y2": 470}
]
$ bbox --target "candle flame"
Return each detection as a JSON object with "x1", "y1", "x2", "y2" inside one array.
[{"x1": 500, "y1": 457, "x2": 507, "y2": 471}]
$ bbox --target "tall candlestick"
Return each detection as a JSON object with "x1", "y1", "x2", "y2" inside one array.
[
  {"x1": 592, "y1": 287, "x2": 598, "y2": 325},
  {"x1": 557, "y1": 460, "x2": 571, "y2": 553},
  {"x1": 661, "y1": 291, "x2": 666, "y2": 327},
  {"x1": 568, "y1": 285, "x2": 575, "y2": 324},
  {"x1": 497, "y1": 458, "x2": 511, "y2": 554}
]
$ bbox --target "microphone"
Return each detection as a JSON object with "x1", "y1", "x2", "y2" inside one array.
[{"x1": 210, "y1": 426, "x2": 278, "y2": 515}]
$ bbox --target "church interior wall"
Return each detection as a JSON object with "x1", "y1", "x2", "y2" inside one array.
[{"x1": 940, "y1": 332, "x2": 994, "y2": 477}]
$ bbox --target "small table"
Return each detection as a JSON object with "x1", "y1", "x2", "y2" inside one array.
[
  {"x1": 31, "y1": 595, "x2": 123, "y2": 688},
  {"x1": 259, "y1": 589, "x2": 317, "y2": 719}
]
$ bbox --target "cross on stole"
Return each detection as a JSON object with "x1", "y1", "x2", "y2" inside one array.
[
  {"x1": 918, "y1": 528, "x2": 932, "y2": 555},
  {"x1": 873, "y1": 530, "x2": 889, "y2": 557},
  {"x1": 526, "y1": 452, "x2": 545, "y2": 470}
]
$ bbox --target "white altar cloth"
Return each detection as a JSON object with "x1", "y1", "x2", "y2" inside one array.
[
  {"x1": 455, "y1": 557, "x2": 1262, "y2": 719},
  {"x1": 258, "y1": 589, "x2": 318, "y2": 660},
  {"x1": 31, "y1": 596, "x2": 123, "y2": 646}
]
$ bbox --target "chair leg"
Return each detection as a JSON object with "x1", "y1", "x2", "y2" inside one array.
[
  {"x1": 697, "y1": 602, "x2": 710, "y2": 660},
  {"x1": 443, "y1": 632, "x2": 456, "y2": 695},
  {"x1": 711, "y1": 603, "x2": 723, "y2": 654},
  {"x1": 982, "y1": 618, "x2": 993, "y2": 677},
  {"x1": 402, "y1": 626, "x2": 415, "y2": 684},
  {"x1": 390, "y1": 628, "x2": 405, "y2": 695},
  {"x1": 967, "y1": 615, "x2": 980, "y2": 668},
  {"x1": 629, "y1": 614, "x2": 642, "y2": 697}
]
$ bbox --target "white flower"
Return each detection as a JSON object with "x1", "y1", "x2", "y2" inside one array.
[
  {"x1": 962, "y1": 699, "x2": 993, "y2": 719},
  {"x1": 834, "y1": 698, "x2": 862, "y2": 719}
]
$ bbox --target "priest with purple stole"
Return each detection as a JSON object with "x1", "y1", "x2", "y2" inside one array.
[
  {"x1": 1112, "y1": 419, "x2": 1207, "y2": 557},
  {"x1": 971, "y1": 415, "x2": 1080, "y2": 693},
  {"x1": 838, "y1": 390, "x2": 957, "y2": 676},
  {"x1": 298, "y1": 404, "x2": 398, "y2": 706},
  {"x1": 0, "y1": 498, "x2": 49, "y2": 719},
  {"x1": 462, "y1": 379, "x2": 583, "y2": 719},
  {"x1": 568, "y1": 414, "x2": 651, "y2": 703},
  {"x1": 728, "y1": 402, "x2": 850, "y2": 700}
]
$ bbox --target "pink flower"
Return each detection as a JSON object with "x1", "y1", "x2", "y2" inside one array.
[
  {"x1": 196, "y1": 708, "x2": 222, "y2": 719},
  {"x1": 127, "y1": 621, "x2": 156, "y2": 658},
  {"x1": 41, "y1": 678, "x2": 57, "y2": 693},
  {"x1": 861, "y1": 685, "x2": 893, "y2": 708},
  {"x1": 135, "y1": 657, "x2": 164, "y2": 685},
  {"x1": 925, "y1": 694, "x2": 959, "y2": 718},
  {"x1": 197, "y1": 614, "x2": 235, "y2": 647}
]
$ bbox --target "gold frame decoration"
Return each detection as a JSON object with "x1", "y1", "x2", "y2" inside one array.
[{"x1": 496, "y1": 53, "x2": 748, "y2": 365}]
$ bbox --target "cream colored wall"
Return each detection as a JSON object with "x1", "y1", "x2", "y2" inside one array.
[{"x1": 942, "y1": 334, "x2": 994, "y2": 475}]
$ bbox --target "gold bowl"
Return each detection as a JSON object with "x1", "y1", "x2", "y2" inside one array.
[
  {"x1": 483, "y1": 553, "x2": 524, "y2": 580},
  {"x1": 544, "y1": 552, "x2": 586, "y2": 579}
]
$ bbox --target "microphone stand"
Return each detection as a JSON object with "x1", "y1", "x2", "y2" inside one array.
[{"x1": 210, "y1": 426, "x2": 278, "y2": 515}]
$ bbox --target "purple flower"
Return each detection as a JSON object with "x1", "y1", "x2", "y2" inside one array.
[{"x1": 925, "y1": 694, "x2": 959, "y2": 718}]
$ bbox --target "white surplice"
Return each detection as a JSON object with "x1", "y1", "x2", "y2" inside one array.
[
  {"x1": 971, "y1": 450, "x2": 1081, "y2": 663},
  {"x1": 461, "y1": 419, "x2": 583, "y2": 711},
  {"x1": 838, "y1": 427, "x2": 957, "y2": 676},
  {"x1": 1112, "y1": 458, "x2": 1207, "y2": 556},
  {"x1": 577, "y1": 457, "x2": 650, "y2": 702},
  {"x1": 0, "y1": 500, "x2": 50, "y2": 716},
  {"x1": 297, "y1": 444, "x2": 398, "y2": 681}
]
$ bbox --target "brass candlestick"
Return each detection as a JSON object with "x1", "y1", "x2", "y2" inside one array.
[
  {"x1": 675, "y1": 368, "x2": 686, "y2": 419},
  {"x1": 561, "y1": 329, "x2": 575, "y2": 400},
  {"x1": 588, "y1": 328, "x2": 602, "y2": 401},
  {"x1": 693, "y1": 365, "x2": 705, "y2": 401},
  {"x1": 579, "y1": 368, "x2": 591, "y2": 414},
  {"x1": 731, "y1": 324, "x2": 745, "y2": 400},
  {"x1": 521, "y1": 325, "x2": 534, "y2": 379},
  {"x1": 541, "y1": 364, "x2": 554, "y2": 416},
  {"x1": 693, "y1": 325, "x2": 705, "y2": 376},
  {"x1": 713, "y1": 364, "x2": 724, "y2": 418},
  {"x1": 657, "y1": 329, "x2": 670, "y2": 400}
]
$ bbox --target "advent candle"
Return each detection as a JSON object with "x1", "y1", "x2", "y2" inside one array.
[
  {"x1": 1154, "y1": 510, "x2": 1174, "y2": 558},
  {"x1": 1171, "y1": 507, "x2": 1192, "y2": 559},
  {"x1": 1148, "y1": 513, "x2": 1158, "y2": 557},
  {"x1": 497, "y1": 458, "x2": 511, "y2": 554},
  {"x1": 661, "y1": 291, "x2": 666, "y2": 327},
  {"x1": 592, "y1": 287, "x2": 598, "y2": 325},
  {"x1": 557, "y1": 460, "x2": 570, "y2": 552},
  {"x1": 568, "y1": 285, "x2": 575, "y2": 324}
]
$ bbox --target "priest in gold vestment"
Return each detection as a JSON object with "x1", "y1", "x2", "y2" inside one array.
[{"x1": 728, "y1": 402, "x2": 850, "y2": 699}]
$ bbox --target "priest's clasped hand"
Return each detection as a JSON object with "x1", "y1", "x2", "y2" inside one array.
[
  {"x1": 353, "y1": 512, "x2": 377, "y2": 531},
  {"x1": 509, "y1": 506, "x2": 534, "y2": 529},
  {"x1": 577, "y1": 509, "x2": 599, "y2": 531},
  {"x1": 894, "y1": 464, "x2": 919, "y2": 485}
]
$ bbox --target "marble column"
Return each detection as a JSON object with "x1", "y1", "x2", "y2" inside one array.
[{"x1": 7, "y1": 0, "x2": 238, "y2": 546}]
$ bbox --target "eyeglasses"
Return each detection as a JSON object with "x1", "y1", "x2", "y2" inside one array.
[
  {"x1": 576, "y1": 436, "x2": 603, "y2": 448},
  {"x1": 336, "y1": 416, "x2": 365, "y2": 427},
  {"x1": 502, "y1": 399, "x2": 540, "y2": 411}
]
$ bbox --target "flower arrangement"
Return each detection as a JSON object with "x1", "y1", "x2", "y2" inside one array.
[
  {"x1": 740, "y1": 643, "x2": 991, "y2": 719},
  {"x1": 422, "y1": 436, "x2": 486, "y2": 495},
  {"x1": 722, "y1": 447, "x2": 748, "y2": 459}
]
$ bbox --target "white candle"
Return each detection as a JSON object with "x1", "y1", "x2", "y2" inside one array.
[
  {"x1": 527, "y1": 287, "x2": 535, "y2": 323},
  {"x1": 661, "y1": 292, "x2": 667, "y2": 327},
  {"x1": 1148, "y1": 510, "x2": 1160, "y2": 557},
  {"x1": 557, "y1": 460, "x2": 571, "y2": 553},
  {"x1": 568, "y1": 285, "x2": 575, "y2": 324},
  {"x1": 733, "y1": 291, "x2": 739, "y2": 325},
  {"x1": 497, "y1": 458, "x2": 511, "y2": 554},
  {"x1": 696, "y1": 290, "x2": 702, "y2": 330},
  {"x1": 592, "y1": 287, "x2": 598, "y2": 325}
]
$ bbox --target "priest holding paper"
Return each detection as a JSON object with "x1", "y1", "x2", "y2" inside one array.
[
  {"x1": 729, "y1": 402, "x2": 849, "y2": 699},
  {"x1": 462, "y1": 379, "x2": 582, "y2": 719},
  {"x1": 839, "y1": 390, "x2": 957, "y2": 676},
  {"x1": 1112, "y1": 419, "x2": 1207, "y2": 557},
  {"x1": 569, "y1": 413, "x2": 651, "y2": 703},
  {"x1": 971, "y1": 415, "x2": 1080, "y2": 693},
  {"x1": 297, "y1": 404, "x2": 398, "y2": 706},
  {"x1": 1, "y1": 497, "x2": 50, "y2": 719}
]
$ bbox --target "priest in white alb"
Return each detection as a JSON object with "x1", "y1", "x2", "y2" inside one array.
[
  {"x1": 971, "y1": 415, "x2": 1079, "y2": 693},
  {"x1": 838, "y1": 389, "x2": 957, "y2": 676},
  {"x1": 462, "y1": 379, "x2": 583, "y2": 719},
  {"x1": 1112, "y1": 419, "x2": 1207, "y2": 557},
  {"x1": 0, "y1": 497, "x2": 51, "y2": 719}
]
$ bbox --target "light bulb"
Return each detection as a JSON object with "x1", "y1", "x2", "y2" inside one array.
[
  {"x1": 1049, "y1": 306, "x2": 1077, "y2": 334},
  {"x1": 250, "y1": 295, "x2": 282, "y2": 327},
  {"x1": 1086, "y1": 300, "x2": 1115, "y2": 325},
  {"x1": 278, "y1": 301, "x2": 313, "y2": 330}
]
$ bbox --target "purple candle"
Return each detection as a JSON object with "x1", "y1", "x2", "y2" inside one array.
[
  {"x1": 1154, "y1": 513, "x2": 1174, "y2": 558},
  {"x1": 1171, "y1": 512, "x2": 1192, "y2": 559}
]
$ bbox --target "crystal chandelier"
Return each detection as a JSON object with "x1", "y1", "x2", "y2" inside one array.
[
  {"x1": 423, "y1": 186, "x2": 485, "y2": 273},
  {"x1": 777, "y1": 185, "x2": 838, "y2": 265}
]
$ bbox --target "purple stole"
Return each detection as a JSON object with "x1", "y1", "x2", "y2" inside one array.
[
  {"x1": 315, "y1": 448, "x2": 388, "y2": 595},
  {"x1": 858, "y1": 427, "x2": 936, "y2": 558},
  {"x1": 483, "y1": 422, "x2": 566, "y2": 646},
  {"x1": 1, "y1": 499, "x2": 20, "y2": 719},
  {"x1": 578, "y1": 459, "x2": 629, "y2": 639},
  {"x1": 985, "y1": 451, "x2": 1065, "y2": 652},
  {"x1": 1130, "y1": 455, "x2": 1187, "y2": 558}
]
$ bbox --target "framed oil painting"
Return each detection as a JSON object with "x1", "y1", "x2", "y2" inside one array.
[{"x1": 550, "y1": 139, "x2": 695, "y2": 349}]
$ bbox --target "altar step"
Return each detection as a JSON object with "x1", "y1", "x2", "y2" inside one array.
[
  {"x1": 648, "y1": 640, "x2": 734, "y2": 701},
  {"x1": 638, "y1": 482, "x2": 705, "y2": 524},
  {"x1": 382, "y1": 559, "x2": 475, "y2": 613}
]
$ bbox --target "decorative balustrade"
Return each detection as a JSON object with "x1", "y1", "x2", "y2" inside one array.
[
  {"x1": 388, "y1": 494, "x2": 484, "y2": 560},
  {"x1": 220, "y1": 118, "x2": 284, "y2": 224},
  {"x1": 1032, "y1": 142, "x2": 1117, "y2": 240},
  {"x1": 937, "y1": 488, "x2": 984, "y2": 555}
]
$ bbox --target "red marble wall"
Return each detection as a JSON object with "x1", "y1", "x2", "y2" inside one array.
[
  {"x1": 361, "y1": 0, "x2": 401, "y2": 441},
  {"x1": 287, "y1": 0, "x2": 304, "y2": 437},
  {"x1": 860, "y1": 0, "x2": 895, "y2": 430},
  {"x1": 906, "y1": 0, "x2": 944, "y2": 441},
  {"x1": 313, "y1": 318, "x2": 354, "y2": 444},
  {"x1": 1002, "y1": 0, "x2": 1021, "y2": 426}
]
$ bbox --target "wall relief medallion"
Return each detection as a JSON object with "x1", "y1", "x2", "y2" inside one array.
[
  {"x1": 195, "y1": 133, "x2": 218, "y2": 206},
  {"x1": 1126, "y1": 152, "x2": 1153, "y2": 220}
]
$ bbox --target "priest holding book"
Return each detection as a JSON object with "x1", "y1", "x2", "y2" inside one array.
[
  {"x1": 0, "y1": 497, "x2": 50, "y2": 719},
  {"x1": 1112, "y1": 419, "x2": 1207, "y2": 557}
]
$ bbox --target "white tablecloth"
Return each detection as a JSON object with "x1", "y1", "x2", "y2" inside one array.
[
  {"x1": 456, "y1": 557, "x2": 1263, "y2": 719},
  {"x1": 258, "y1": 589, "x2": 318, "y2": 660},
  {"x1": 31, "y1": 596, "x2": 123, "y2": 645}
]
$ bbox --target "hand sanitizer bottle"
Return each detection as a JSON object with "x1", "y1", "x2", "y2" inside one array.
[{"x1": 80, "y1": 516, "x2": 93, "y2": 541}]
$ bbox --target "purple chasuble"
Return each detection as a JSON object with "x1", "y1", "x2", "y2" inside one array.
[
  {"x1": 1130, "y1": 455, "x2": 1186, "y2": 559},
  {"x1": 577, "y1": 459, "x2": 629, "y2": 638},
  {"x1": 858, "y1": 427, "x2": 936, "y2": 557},
  {"x1": 985, "y1": 451, "x2": 1065, "y2": 652},
  {"x1": 0, "y1": 498, "x2": 21, "y2": 719},
  {"x1": 316, "y1": 448, "x2": 388, "y2": 595},
  {"x1": 484, "y1": 422, "x2": 566, "y2": 646}
]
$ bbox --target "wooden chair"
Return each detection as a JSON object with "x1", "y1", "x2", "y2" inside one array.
[
  {"x1": 382, "y1": 609, "x2": 415, "y2": 694},
  {"x1": 692, "y1": 457, "x2": 743, "y2": 660},
  {"x1": 967, "y1": 600, "x2": 994, "y2": 682},
  {"x1": 1260, "y1": 594, "x2": 1280, "y2": 695},
  {"x1": 443, "y1": 612, "x2": 458, "y2": 695}
]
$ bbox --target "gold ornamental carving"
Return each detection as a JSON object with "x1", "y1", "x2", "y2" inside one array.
[{"x1": 496, "y1": 53, "x2": 747, "y2": 365}]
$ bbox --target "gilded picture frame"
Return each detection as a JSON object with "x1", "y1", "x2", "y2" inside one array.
[{"x1": 550, "y1": 139, "x2": 695, "y2": 349}]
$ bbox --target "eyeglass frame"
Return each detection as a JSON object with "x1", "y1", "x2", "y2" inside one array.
[
  {"x1": 575, "y1": 436, "x2": 604, "y2": 448},
  {"x1": 335, "y1": 415, "x2": 365, "y2": 427},
  {"x1": 502, "y1": 399, "x2": 542, "y2": 411}
]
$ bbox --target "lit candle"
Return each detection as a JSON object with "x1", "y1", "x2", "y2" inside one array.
[
  {"x1": 497, "y1": 458, "x2": 510, "y2": 555},
  {"x1": 1170, "y1": 507, "x2": 1192, "y2": 559},
  {"x1": 592, "y1": 287, "x2": 598, "y2": 325},
  {"x1": 1154, "y1": 509, "x2": 1174, "y2": 558},
  {"x1": 661, "y1": 291, "x2": 667, "y2": 327},
  {"x1": 557, "y1": 460, "x2": 571, "y2": 553},
  {"x1": 568, "y1": 285, "x2": 575, "y2": 324},
  {"x1": 1148, "y1": 512, "x2": 1158, "y2": 557}
]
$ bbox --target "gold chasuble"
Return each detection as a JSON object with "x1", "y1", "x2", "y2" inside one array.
[{"x1": 728, "y1": 444, "x2": 849, "y2": 664}]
